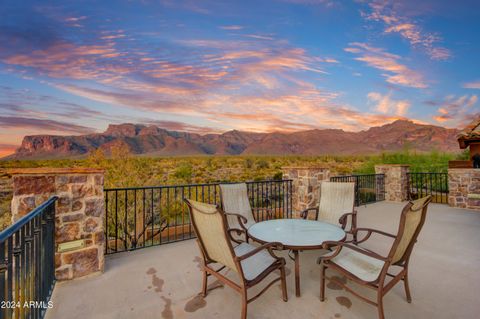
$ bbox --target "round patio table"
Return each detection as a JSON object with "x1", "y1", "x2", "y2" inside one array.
[{"x1": 248, "y1": 219, "x2": 345, "y2": 297}]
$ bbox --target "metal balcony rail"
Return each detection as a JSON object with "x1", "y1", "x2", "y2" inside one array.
[
  {"x1": 104, "y1": 180, "x2": 293, "y2": 254},
  {"x1": 0, "y1": 196, "x2": 57, "y2": 319},
  {"x1": 330, "y1": 174, "x2": 385, "y2": 206},
  {"x1": 407, "y1": 172, "x2": 448, "y2": 204}
]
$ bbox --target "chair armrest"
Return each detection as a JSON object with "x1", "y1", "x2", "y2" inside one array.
[
  {"x1": 224, "y1": 213, "x2": 248, "y2": 230},
  {"x1": 354, "y1": 227, "x2": 396, "y2": 244},
  {"x1": 338, "y1": 210, "x2": 357, "y2": 232},
  {"x1": 253, "y1": 207, "x2": 273, "y2": 220},
  {"x1": 227, "y1": 228, "x2": 246, "y2": 244},
  {"x1": 224, "y1": 213, "x2": 249, "y2": 242},
  {"x1": 300, "y1": 207, "x2": 319, "y2": 220},
  {"x1": 320, "y1": 241, "x2": 388, "y2": 262},
  {"x1": 235, "y1": 242, "x2": 284, "y2": 261}
]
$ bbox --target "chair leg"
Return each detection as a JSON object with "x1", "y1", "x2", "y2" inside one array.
[
  {"x1": 404, "y1": 270, "x2": 412, "y2": 303},
  {"x1": 320, "y1": 263, "x2": 326, "y2": 302},
  {"x1": 377, "y1": 289, "x2": 385, "y2": 319},
  {"x1": 280, "y1": 264, "x2": 288, "y2": 302},
  {"x1": 201, "y1": 270, "x2": 208, "y2": 297},
  {"x1": 241, "y1": 287, "x2": 248, "y2": 319}
]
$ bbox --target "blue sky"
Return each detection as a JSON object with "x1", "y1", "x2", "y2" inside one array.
[{"x1": 0, "y1": 0, "x2": 479, "y2": 156}]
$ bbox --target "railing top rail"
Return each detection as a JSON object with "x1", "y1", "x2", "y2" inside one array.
[
  {"x1": 104, "y1": 179, "x2": 293, "y2": 191},
  {"x1": 0, "y1": 196, "x2": 58, "y2": 242},
  {"x1": 331, "y1": 173, "x2": 384, "y2": 177},
  {"x1": 407, "y1": 172, "x2": 447, "y2": 174}
]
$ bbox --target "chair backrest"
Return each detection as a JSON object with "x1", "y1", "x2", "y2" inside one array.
[
  {"x1": 184, "y1": 199, "x2": 238, "y2": 272},
  {"x1": 317, "y1": 181, "x2": 355, "y2": 224},
  {"x1": 219, "y1": 183, "x2": 256, "y2": 229},
  {"x1": 389, "y1": 195, "x2": 432, "y2": 265}
]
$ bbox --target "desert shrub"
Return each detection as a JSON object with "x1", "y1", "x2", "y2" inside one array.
[
  {"x1": 244, "y1": 158, "x2": 254, "y2": 168},
  {"x1": 272, "y1": 171, "x2": 283, "y2": 180},
  {"x1": 173, "y1": 162, "x2": 193, "y2": 182},
  {"x1": 256, "y1": 159, "x2": 269, "y2": 169}
]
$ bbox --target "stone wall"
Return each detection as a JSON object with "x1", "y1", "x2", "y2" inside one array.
[
  {"x1": 282, "y1": 167, "x2": 330, "y2": 216},
  {"x1": 0, "y1": 171, "x2": 13, "y2": 229},
  {"x1": 375, "y1": 164, "x2": 410, "y2": 202},
  {"x1": 448, "y1": 169, "x2": 480, "y2": 210},
  {"x1": 8, "y1": 168, "x2": 105, "y2": 280},
  {"x1": 0, "y1": 172, "x2": 12, "y2": 202}
]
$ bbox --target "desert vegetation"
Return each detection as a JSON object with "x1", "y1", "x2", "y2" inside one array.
[
  {"x1": 0, "y1": 145, "x2": 467, "y2": 231},
  {"x1": 1, "y1": 145, "x2": 465, "y2": 189}
]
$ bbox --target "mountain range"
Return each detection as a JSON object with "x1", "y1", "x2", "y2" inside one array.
[{"x1": 4, "y1": 120, "x2": 460, "y2": 159}]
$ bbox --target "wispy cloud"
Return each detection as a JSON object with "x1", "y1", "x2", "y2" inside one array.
[
  {"x1": 432, "y1": 95, "x2": 478, "y2": 127},
  {"x1": 142, "y1": 120, "x2": 221, "y2": 134},
  {"x1": 367, "y1": 91, "x2": 410, "y2": 116},
  {"x1": 463, "y1": 80, "x2": 480, "y2": 89},
  {"x1": 0, "y1": 4, "x2": 433, "y2": 137},
  {"x1": 0, "y1": 86, "x2": 106, "y2": 120},
  {"x1": 220, "y1": 25, "x2": 244, "y2": 30},
  {"x1": 0, "y1": 116, "x2": 94, "y2": 134},
  {"x1": 345, "y1": 42, "x2": 427, "y2": 88},
  {"x1": 64, "y1": 16, "x2": 87, "y2": 22},
  {"x1": 202, "y1": 88, "x2": 408, "y2": 132},
  {"x1": 54, "y1": 84, "x2": 195, "y2": 114},
  {"x1": 363, "y1": 0, "x2": 451, "y2": 60},
  {"x1": 243, "y1": 34, "x2": 275, "y2": 41},
  {"x1": 2, "y1": 42, "x2": 124, "y2": 80}
]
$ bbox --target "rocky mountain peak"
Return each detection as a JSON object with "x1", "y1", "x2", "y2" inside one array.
[{"x1": 3, "y1": 120, "x2": 461, "y2": 160}]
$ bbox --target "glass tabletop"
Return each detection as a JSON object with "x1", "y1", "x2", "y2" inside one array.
[{"x1": 248, "y1": 219, "x2": 345, "y2": 248}]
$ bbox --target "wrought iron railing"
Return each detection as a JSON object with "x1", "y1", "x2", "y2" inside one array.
[
  {"x1": 407, "y1": 172, "x2": 448, "y2": 204},
  {"x1": 104, "y1": 180, "x2": 293, "y2": 254},
  {"x1": 330, "y1": 174, "x2": 385, "y2": 206},
  {"x1": 0, "y1": 196, "x2": 57, "y2": 319}
]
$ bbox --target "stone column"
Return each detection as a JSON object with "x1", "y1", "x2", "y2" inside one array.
[
  {"x1": 282, "y1": 167, "x2": 330, "y2": 217},
  {"x1": 8, "y1": 168, "x2": 105, "y2": 280},
  {"x1": 448, "y1": 168, "x2": 480, "y2": 210},
  {"x1": 375, "y1": 164, "x2": 410, "y2": 202},
  {"x1": 0, "y1": 171, "x2": 13, "y2": 223}
]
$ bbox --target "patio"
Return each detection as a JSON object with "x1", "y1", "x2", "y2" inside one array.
[{"x1": 45, "y1": 202, "x2": 480, "y2": 319}]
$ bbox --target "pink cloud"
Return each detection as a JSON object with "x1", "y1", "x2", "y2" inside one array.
[
  {"x1": 345, "y1": 42, "x2": 427, "y2": 88},
  {"x1": 463, "y1": 81, "x2": 480, "y2": 89},
  {"x1": 2, "y1": 42, "x2": 127, "y2": 80},
  {"x1": 367, "y1": 92, "x2": 410, "y2": 116},
  {"x1": 433, "y1": 95, "x2": 478, "y2": 127},
  {"x1": 364, "y1": 0, "x2": 451, "y2": 60}
]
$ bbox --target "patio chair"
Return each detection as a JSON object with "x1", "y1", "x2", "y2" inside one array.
[
  {"x1": 184, "y1": 199, "x2": 288, "y2": 319},
  {"x1": 318, "y1": 195, "x2": 432, "y2": 319},
  {"x1": 300, "y1": 181, "x2": 357, "y2": 236},
  {"x1": 220, "y1": 183, "x2": 272, "y2": 241}
]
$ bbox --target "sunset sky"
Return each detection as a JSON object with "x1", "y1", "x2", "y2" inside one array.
[{"x1": 1, "y1": 0, "x2": 479, "y2": 157}]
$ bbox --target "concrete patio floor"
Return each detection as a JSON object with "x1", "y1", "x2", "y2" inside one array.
[{"x1": 46, "y1": 202, "x2": 480, "y2": 319}]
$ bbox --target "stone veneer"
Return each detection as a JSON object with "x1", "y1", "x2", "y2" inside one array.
[
  {"x1": 8, "y1": 168, "x2": 105, "y2": 280},
  {"x1": 0, "y1": 171, "x2": 13, "y2": 219},
  {"x1": 374, "y1": 164, "x2": 410, "y2": 202},
  {"x1": 448, "y1": 169, "x2": 480, "y2": 210},
  {"x1": 282, "y1": 167, "x2": 330, "y2": 216}
]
